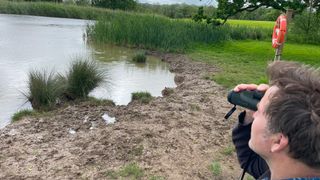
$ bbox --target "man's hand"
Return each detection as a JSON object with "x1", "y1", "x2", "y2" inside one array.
[{"x1": 233, "y1": 84, "x2": 269, "y2": 125}]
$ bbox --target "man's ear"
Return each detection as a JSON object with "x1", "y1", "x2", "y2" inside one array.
[{"x1": 271, "y1": 133, "x2": 289, "y2": 153}]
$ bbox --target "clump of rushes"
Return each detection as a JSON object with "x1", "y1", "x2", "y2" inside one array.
[
  {"x1": 25, "y1": 70, "x2": 62, "y2": 111},
  {"x1": 131, "y1": 91, "x2": 152, "y2": 104},
  {"x1": 132, "y1": 51, "x2": 147, "y2": 63},
  {"x1": 64, "y1": 58, "x2": 104, "y2": 100},
  {"x1": 12, "y1": 109, "x2": 36, "y2": 122}
]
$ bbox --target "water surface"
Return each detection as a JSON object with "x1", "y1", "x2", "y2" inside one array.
[
  {"x1": 0, "y1": 14, "x2": 175, "y2": 128},
  {"x1": 90, "y1": 44, "x2": 176, "y2": 105}
]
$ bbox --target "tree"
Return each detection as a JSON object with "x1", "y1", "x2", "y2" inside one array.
[
  {"x1": 92, "y1": 0, "x2": 137, "y2": 10},
  {"x1": 231, "y1": 8, "x2": 281, "y2": 21},
  {"x1": 215, "y1": 0, "x2": 320, "y2": 24},
  {"x1": 192, "y1": 6, "x2": 221, "y2": 25}
]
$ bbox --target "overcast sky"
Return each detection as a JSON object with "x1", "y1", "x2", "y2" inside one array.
[{"x1": 138, "y1": 0, "x2": 217, "y2": 6}]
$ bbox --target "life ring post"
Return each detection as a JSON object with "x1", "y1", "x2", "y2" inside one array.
[{"x1": 273, "y1": 9, "x2": 293, "y2": 61}]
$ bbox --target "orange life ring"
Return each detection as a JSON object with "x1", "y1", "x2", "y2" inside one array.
[{"x1": 272, "y1": 14, "x2": 287, "y2": 48}]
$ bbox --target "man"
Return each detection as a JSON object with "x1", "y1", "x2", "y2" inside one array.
[{"x1": 232, "y1": 61, "x2": 320, "y2": 180}]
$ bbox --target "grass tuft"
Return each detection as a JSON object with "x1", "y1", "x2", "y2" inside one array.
[
  {"x1": 149, "y1": 175, "x2": 165, "y2": 180},
  {"x1": 221, "y1": 145, "x2": 235, "y2": 156},
  {"x1": 64, "y1": 58, "x2": 104, "y2": 100},
  {"x1": 25, "y1": 70, "x2": 62, "y2": 111},
  {"x1": 131, "y1": 91, "x2": 153, "y2": 104},
  {"x1": 105, "y1": 170, "x2": 118, "y2": 179},
  {"x1": 118, "y1": 163, "x2": 144, "y2": 179},
  {"x1": 132, "y1": 51, "x2": 147, "y2": 63},
  {"x1": 210, "y1": 161, "x2": 222, "y2": 176},
  {"x1": 24, "y1": 57, "x2": 106, "y2": 111},
  {"x1": 87, "y1": 97, "x2": 115, "y2": 106},
  {"x1": 12, "y1": 109, "x2": 36, "y2": 122}
]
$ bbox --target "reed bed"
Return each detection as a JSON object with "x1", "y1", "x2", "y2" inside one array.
[
  {"x1": 90, "y1": 13, "x2": 270, "y2": 52},
  {"x1": 0, "y1": 0, "x2": 106, "y2": 19}
]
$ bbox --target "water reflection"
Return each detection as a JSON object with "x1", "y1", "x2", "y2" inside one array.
[{"x1": 89, "y1": 43, "x2": 176, "y2": 105}]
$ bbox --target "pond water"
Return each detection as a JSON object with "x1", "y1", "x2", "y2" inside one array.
[{"x1": 0, "y1": 14, "x2": 176, "y2": 128}]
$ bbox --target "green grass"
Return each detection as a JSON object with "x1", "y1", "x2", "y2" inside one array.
[
  {"x1": 11, "y1": 109, "x2": 37, "y2": 122},
  {"x1": 0, "y1": 1, "x2": 109, "y2": 19},
  {"x1": 118, "y1": 163, "x2": 144, "y2": 178},
  {"x1": 132, "y1": 51, "x2": 147, "y2": 63},
  {"x1": 105, "y1": 163, "x2": 144, "y2": 179},
  {"x1": 188, "y1": 40, "x2": 320, "y2": 89},
  {"x1": 64, "y1": 58, "x2": 104, "y2": 100},
  {"x1": 24, "y1": 57, "x2": 105, "y2": 111},
  {"x1": 221, "y1": 145, "x2": 235, "y2": 156},
  {"x1": 25, "y1": 70, "x2": 62, "y2": 111},
  {"x1": 131, "y1": 92, "x2": 153, "y2": 104},
  {"x1": 91, "y1": 14, "x2": 269, "y2": 52},
  {"x1": 210, "y1": 161, "x2": 222, "y2": 176},
  {"x1": 86, "y1": 97, "x2": 115, "y2": 106},
  {"x1": 227, "y1": 19, "x2": 274, "y2": 29},
  {"x1": 149, "y1": 176, "x2": 165, "y2": 180}
]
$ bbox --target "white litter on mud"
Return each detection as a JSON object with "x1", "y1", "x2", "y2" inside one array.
[
  {"x1": 68, "y1": 128, "x2": 76, "y2": 134},
  {"x1": 102, "y1": 113, "x2": 116, "y2": 124},
  {"x1": 83, "y1": 115, "x2": 89, "y2": 123},
  {"x1": 8, "y1": 129, "x2": 18, "y2": 136}
]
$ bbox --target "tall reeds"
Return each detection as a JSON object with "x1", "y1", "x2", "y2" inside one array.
[
  {"x1": 90, "y1": 13, "x2": 270, "y2": 52},
  {"x1": 0, "y1": 1, "x2": 108, "y2": 20}
]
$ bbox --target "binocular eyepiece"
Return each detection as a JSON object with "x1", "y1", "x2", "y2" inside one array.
[{"x1": 225, "y1": 90, "x2": 264, "y2": 119}]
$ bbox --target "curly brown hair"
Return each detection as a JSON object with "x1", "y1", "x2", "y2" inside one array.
[{"x1": 266, "y1": 61, "x2": 320, "y2": 168}]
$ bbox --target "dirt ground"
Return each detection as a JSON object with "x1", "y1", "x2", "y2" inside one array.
[{"x1": 0, "y1": 53, "x2": 243, "y2": 179}]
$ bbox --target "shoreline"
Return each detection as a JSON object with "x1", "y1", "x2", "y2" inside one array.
[{"x1": 0, "y1": 52, "x2": 241, "y2": 179}]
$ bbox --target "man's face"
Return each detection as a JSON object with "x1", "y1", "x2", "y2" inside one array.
[{"x1": 249, "y1": 86, "x2": 279, "y2": 158}]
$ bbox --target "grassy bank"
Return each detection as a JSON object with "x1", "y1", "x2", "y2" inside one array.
[
  {"x1": 188, "y1": 40, "x2": 320, "y2": 88},
  {"x1": 91, "y1": 14, "x2": 270, "y2": 52},
  {"x1": 0, "y1": 1, "x2": 108, "y2": 19}
]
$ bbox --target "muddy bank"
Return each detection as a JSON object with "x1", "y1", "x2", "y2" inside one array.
[{"x1": 0, "y1": 53, "x2": 242, "y2": 179}]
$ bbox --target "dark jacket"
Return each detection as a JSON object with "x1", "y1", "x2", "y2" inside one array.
[{"x1": 232, "y1": 111, "x2": 269, "y2": 180}]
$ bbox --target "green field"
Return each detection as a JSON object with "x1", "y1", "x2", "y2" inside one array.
[
  {"x1": 227, "y1": 19, "x2": 274, "y2": 29},
  {"x1": 188, "y1": 40, "x2": 320, "y2": 89}
]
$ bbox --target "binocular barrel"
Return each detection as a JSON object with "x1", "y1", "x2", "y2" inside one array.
[{"x1": 227, "y1": 90, "x2": 264, "y2": 111}]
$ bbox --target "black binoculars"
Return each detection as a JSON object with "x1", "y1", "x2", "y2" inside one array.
[{"x1": 225, "y1": 90, "x2": 264, "y2": 119}]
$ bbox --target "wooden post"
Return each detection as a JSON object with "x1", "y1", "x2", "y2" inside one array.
[{"x1": 274, "y1": 9, "x2": 293, "y2": 61}]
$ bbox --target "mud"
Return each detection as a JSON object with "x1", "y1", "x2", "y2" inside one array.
[{"x1": 0, "y1": 53, "x2": 242, "y2": 179}]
